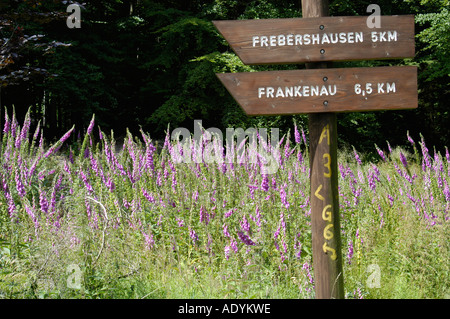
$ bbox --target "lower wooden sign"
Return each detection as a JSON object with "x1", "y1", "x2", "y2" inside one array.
[{"x1": 216, "y1": 66, "x2": 417, "y2": 115}]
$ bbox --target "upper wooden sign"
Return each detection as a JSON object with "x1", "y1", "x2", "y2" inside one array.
[
  {"x1": 216, "y1": 66, "x2": 418, "y2": 115},
  {"x1": 213, "y1": 15, "x2": 415, "y2": 64}
]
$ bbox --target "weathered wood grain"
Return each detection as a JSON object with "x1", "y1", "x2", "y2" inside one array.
[
  {"x1": 213, "y1": 15, "x2": 415, "y2": 64},
  {"x1": 216, "y1": 66, "x2": 418, "y2": 115}
]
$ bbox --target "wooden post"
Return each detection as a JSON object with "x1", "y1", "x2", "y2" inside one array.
[
  {"x1": 214, "y1": 0, "x2": 417, "y2": 300},
  {"x1": 302, "y1": 0, "x2": 345, "y2": 299}
]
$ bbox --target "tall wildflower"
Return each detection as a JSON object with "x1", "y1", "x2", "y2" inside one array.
[
  {"x1": 240, "y1": 214, "x2": 250, "y2": 233},
  {"x1": 367, "y1": 167, "x2": 376, "y2": 193},
  {"x1": 3, "y1": 110, "x2": 10, "y2": 134},
  {"x1": 301, "y1": 127, "x2": 307, "y2": 145},
  {"x1": 280, "y1": 184, "x2": 289, "y2": 209},
  {"x1": 39, "y1": 187, "x2": 49, "y2": 214},
  {"x1": 347, "y1": 240, "x2": 354, "y2": 265},
  {"x1": 199, "y1": 205, "x2": 210, "y2": 225},
  {"x1": 189, "y1": 227, "x2": 199, "y2": 244},
  {"x1": 420, "y1": 134, "x2": 432, "y2": 171},
  {"x1": 44, "y1": 125, "x2": 74, "y2": 158},
  {"x1": 79, "y1": 169, "x2": 94, "y2": 193},
  {"x1": 375, "y1": 144, "x2": 386, "y2": 161},
  {"x1": 386, "y1": 141, "x2": 393, "y2": 154},
  {"x1": 16, "y1": 110, "x2": 31, "y2": 148},
  {"x1": 353, "y1": 147, "x2": 362, "y2": 165},
  {"x1": 261, "y1": 174, "x2": 269, "y2": 191},
  {"x1": 143, "y1": 232, "x2": 155, "y2": 250},
  {"x1": 399, "y1": 151, "x2": 408, "y2": 169},
  {"x1": 407, "y1": 130, "x2": 415, "y2": 146},
  {"x1": 5, "y1": 191, "x2": 17, "y2": 220},
  {"x1": 443, "y1": 180, "x2": 450, "y2": 203},
  {"x1": 294, "y1": 123, "x2": 301, "y2": 144},
  {"x1": 223, "y1": 223, "x2": 230, "y2": 237},
  {"x1": 224, "y1": 245, "x2": 231, "y2": 260},
  {"x1": 237, "y1": 231, "x2": 256, "y2": 246},
  {"x1": 15, "y1": 169, "x2": 26, "y2": 198}
]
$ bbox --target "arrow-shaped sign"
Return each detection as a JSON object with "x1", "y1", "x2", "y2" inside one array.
[
  {"x1": 213, "y1": 15, "x2": 415, "y2": 64},
  {"x1": 217, "y1": 66, "x2": 417, "y2": 115}
]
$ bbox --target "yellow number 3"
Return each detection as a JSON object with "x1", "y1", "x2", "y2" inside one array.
[{"x1": 323, "y1": 153, "x2": 331, "y2": 178}]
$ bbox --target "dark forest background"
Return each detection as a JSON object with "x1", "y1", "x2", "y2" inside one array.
[{"x1": 1, "y1": 0, "x2": 449, "y2": 154}]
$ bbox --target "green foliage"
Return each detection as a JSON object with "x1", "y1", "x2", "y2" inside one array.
[
  {"x1": 416, "y1": 7, "x2": 450, "y2": 80},
  {"x1": 0, "y1": 0, "x2": 449, "y2": 153},
  {"x1": 0, "y1": 110, "x2": 448, "y2": 298}
]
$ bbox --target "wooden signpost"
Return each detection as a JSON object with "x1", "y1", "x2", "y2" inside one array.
[
  {"x1": 214, "y1": 0, "x2": 417, "y2": 299},
  {"x1": 213, "y1": 15, "x2": 415, "y2": 64},
  {"x1": 216, "y1": 66, "x2": 418, "y2": 115}
]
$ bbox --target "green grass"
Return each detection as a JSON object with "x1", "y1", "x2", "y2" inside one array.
[{"x1": 0, "y1": 111, "x2": 448, "y2": 299}]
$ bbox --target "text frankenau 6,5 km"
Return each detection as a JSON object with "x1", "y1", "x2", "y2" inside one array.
[{"x1": 178, "y1": 303, "x2": 271, "y2": 316}]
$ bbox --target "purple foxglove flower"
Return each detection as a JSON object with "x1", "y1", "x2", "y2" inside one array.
[
  {"x1": 280, "y1": 185, "x2": 289, "y2": 209},
  {"x1": 224, "y1": 209, "x2": 234, "y2": 218},
  {"x1": 237, "y1": 231, "x2": 256, "y2": 246},
  {"x1": 10, "y1": 112, "x2": 17, "y2": 137},
  {"x1": 15, "y1": 171, "x2": 26, "y2": 198},
  {"x1": 192, "y1": 189, "x2": 199, "y2": 202},
  {"x1": 156, "y1": 170, "x2": 162, "y2": 187},
  {"x1": 106, "y1": 176, "x2": 115, "y2": 192},
  {"x1": 79, "y1": 169, "x2": 93, "y2": 193},
  {"x1": 5, "y1": 192, "x2": 17, "y2": 220},
  {"x1": 347, "y1": 240, "x2": 354, "y2": 265},
  {"x1": 3, "y1": 111, "x2": 10, "y2": 134},
  {"x1": 176, "y1": 217, "x2": 185, "y2": 228},
  {"x1": 31, "y1": 121, "x2": 41, "y2": 147},
  {"x1": 386, "y1": 141, "x2": 393, "y2": 154},
  {"x1": 223, "y1": 223, "x2": 230, "y2": 237},
  {"x1": 230, "y1": 238, "x2": 238, "y2": 253},
  {"x1": 240, "y1": 214, "x2": 250, "y2": 232},
  {"x1": 375, "y1": 144, "x2": 386, "y2": 161},
  {"x1": 353, "y1": 147, "x2": 362, "y2": 165},
  {"x1": 39, "y1": 188, "x2": 49, "y2": 213},
  {"x1": 16, "y1": 111, "x2": 31, "y2": 148},
  {"x1": 199, "y1": 205, "x2": 209, "y2": 225},
  {"x1": 294, "y1": 241, "x2": 302, "y2": 259},
  {"x1": 297, "y1": 149, "x2": 304, "y2": 163},
  {"x1": 254, "y1": 206, "x2": 262, "y2": 228},
  {"x1": 294, "y1": 124, "x2": 301, "y2": 144},
  {"x1": 87, "y1": 114, "x2": 95, "y2": 135},
  {"x1": 301, "y1": 128, "x2": 307, "y2": 145},
  {"x1": 189, "y1": 227, "x2": 199, "y2": 244},
  {"x1": 261, "y1": 174, "x2": 269, "y2": 191},
  {"x1": 273, "y1": 226, "x2": 280, "y2": 239},
  {"x1": 399, "y1": 151, "x2": 408, "y2": 169},
  {"x1": 224, "y1": 245, "x2": 231, "y2": 260},
  {"x1": 143, "y1": 232, "x2": 154, "y2": 250},
  {"x1": 443, "y1": 181, "x2": 450, "y2": 202},
  {"x1": 368, "y1": 169, "x2": 376, "y2": 192},
  {"x1": 407, "y1": 131, "x2": 415, "y2": 146},
  {"x1": 272, "y1": 176, "x2": 277, "y2": 189},
  {"x1": 387, "y1": 194, "x2": 394, "y2": 207},
  {"x1": 280, "y1": 211, "x2": 286, "y2": 233},
  {"x1": 60, "y1": 125, "x2": 75, "y2": 144}
]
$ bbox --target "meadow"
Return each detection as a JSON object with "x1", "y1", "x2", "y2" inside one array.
[{"x1": 0, "y1": 110, "x2": 448, "y2": 299}]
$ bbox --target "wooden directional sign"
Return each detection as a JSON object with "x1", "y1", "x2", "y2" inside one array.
[
  {"x1": 216, "y1": 66, "x2": 417, "y2": 115},
  {"x1": 213, "y1": 15, "x2": 415, "y2": 64},
  {"x1": 214, "y1": 0, "x2": 419, "y2": 299}
]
